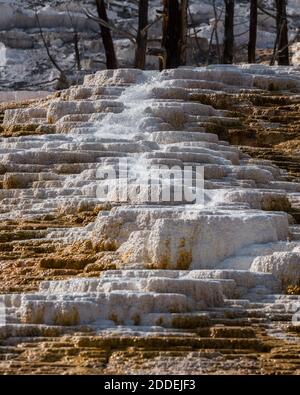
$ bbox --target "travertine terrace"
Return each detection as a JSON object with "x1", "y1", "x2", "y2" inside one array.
[{"x1": 0, "y1": 65, "x2": 300, "y2": 374}]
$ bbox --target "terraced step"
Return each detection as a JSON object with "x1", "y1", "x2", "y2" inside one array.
[
  {"x1": 240, "y1": 147, "x2": 300, "y2": 180},
  {"x1": 0, "y1": 325, "x2": 297, "y2": 374},
  {"x1": 1, "y1": 66, "x2": 300, "y2": 375}
]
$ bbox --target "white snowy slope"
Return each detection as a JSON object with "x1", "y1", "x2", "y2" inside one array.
[
  {"x1": 1, "y1": 0, "x2": 300, "y2": 90},
  {"x1": 0, "y1": 64, "x2": 300, "y2": 335}
]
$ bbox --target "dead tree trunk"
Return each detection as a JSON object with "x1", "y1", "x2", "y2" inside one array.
[
  {"x1": 73, "y1": 32, "x2": 81, "y2": 70},
  {"x1": 162, "y1": 0, "x2": 188, "y2": 69},
  {"x1": 66, "y1": 5, "x2": 82, "y2": 71},
  {"x1": 222, "y1": 0, "x2": 235, "y2": 64},
  {"x1": 162, "y1": 0, "x2": 181, "y2": 68},
  {"x1": 134, "y1": 0, "x2": 149, "y2": 69},
  {"x1": 179, "y1": 0, "x2": 188, "y2": 66},
  {"x1": 248, "y1": 0, "x2": 257, "y2": 63},
  {"x1": 95, "y1": 0, "x2": 118, "y2": 69},
  {"x1": 276, "y1": 0, "x2": 289, "y2": 65}
]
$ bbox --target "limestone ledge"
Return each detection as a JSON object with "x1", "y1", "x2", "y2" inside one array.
[{"x1": 0, "y1": 65, "x2": 300, "y2": 349}]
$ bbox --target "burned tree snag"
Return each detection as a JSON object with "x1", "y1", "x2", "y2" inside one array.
[
  {"x1": 134, "y1": 0, "x2": 149, "y2": 69},
  {"x1": 162, "y1": 0, "x2": 188, "y2": 69},
  {"x1": 222, "y1": 0, "x2": 235, "y2": 64},
  {"x1": 276, "y1": 0, "x2": 289, "y2": 65},
  {"x1": 95, "y1": 0, "x2": 118, "y2": 69},
  {"x1": 179, "y1": 0, "x2": 188, "y2": 66},
  {"x1": 248, "y1": 0, "x2": 257, "y2": 63}
]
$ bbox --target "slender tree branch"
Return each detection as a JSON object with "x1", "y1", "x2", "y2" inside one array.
[
  {"x1": 35, "y1": 11, "x2": 64, "y2": 74},
  {"x1": 188, "y1": 5, "x2": 202, "y2": 65},
  {"x1": 83, "y1": 7, "x2": 136, "y2": 43},
  {"x1": 141, "y1": 15, "x2": 163, "y2": 36},
  {"x1": 66, "y1": 5, "x2": 81, "y2": 71},
  {"x1": 257, "y1": 4, "x2": 276, "y2": 19}
]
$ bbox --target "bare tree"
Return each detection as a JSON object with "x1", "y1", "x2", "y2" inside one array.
[
  {"x1": 162, "y1": 0, "x2": 188, "y2": 69},
  {"x1": 66, "y1": 6, "x2": 81, "y2": 71},
  {"x1": 188, "y1": 5, "x2": 204, "y2": 65},
  {"x1": 248, "y1": 0, "x2": 257, "y2": 63},
  {"x1": 206, "y1": 1, "x2": 223, "y2": 64},
  {"x1": 222, "y1": 0, "x2": 235, "y2": 64},
  {"x1": 276, "y1": 0, "x2": 289, "y2": 65},
  {"x1": 35, "y1": 11, "x2": 69, "y2": 89},
  {"x1": 95, "y1": 0, "x2": 118, "y2": 69},
  {"x1": 86, "y1": 2, "x2": 162, "y2": 70},
  {"x1": 134, "y1": 0, "x2": 149, "y2": 69},
  {"x1": 212, "y1": 0, "x2": 223, "y2": 63}
]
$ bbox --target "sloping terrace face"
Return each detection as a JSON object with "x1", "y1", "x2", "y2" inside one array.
[{"x1": 0, "y1": 65, "x2": 299, "y2": 374}]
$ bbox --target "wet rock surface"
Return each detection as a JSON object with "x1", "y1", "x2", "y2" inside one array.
[{"x1": 0, "y1": 65, "x2": 299, "y2": 374}]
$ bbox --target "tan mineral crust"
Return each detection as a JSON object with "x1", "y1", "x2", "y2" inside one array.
[{"x1": 0, "y1": 65, "x2": 299, "y2": 374}]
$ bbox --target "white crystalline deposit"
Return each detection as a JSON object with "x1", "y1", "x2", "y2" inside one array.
[
  {"x1": 1, "y1": 271, "x2": 224, "y2": 327},
  {"x1": 251, "y1": 251, "x2": 300, "y2": 286},
  {"x1": 0, "y1": 268, "x2": 283, "y2": 329},
  {"x1": 1, "y1": 65, "x2": 300, "y2": 331},
  {"x1": 213, "y1": 190, "x2": 290, "y2": 211},
  {"x1": 0, "y1": 268, "x2": 285, "y2": 331},
  {"x1": 83, "y1": 68, "x2": 146, "y2": 87},
  {"x1": 3, "y1": 107, "x2": 47, "y2": 125},
  {"x1": 108, "y1": 211, "x2": 289, "y2": 269}
]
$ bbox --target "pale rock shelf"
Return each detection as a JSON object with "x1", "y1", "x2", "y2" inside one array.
[{"x1": 0, "y1": 65, "x2": 300, "y2": 340}]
